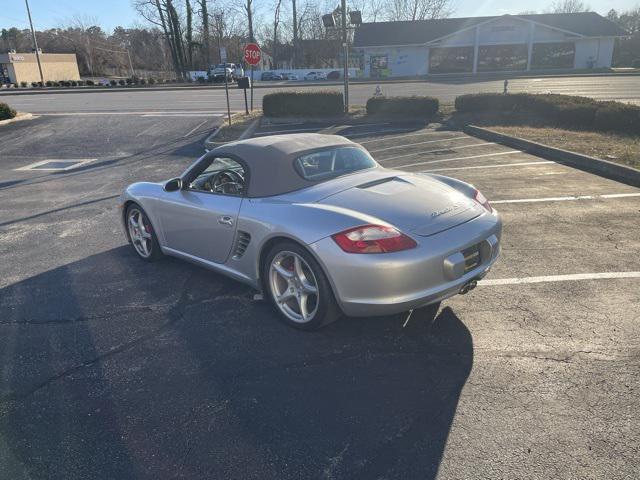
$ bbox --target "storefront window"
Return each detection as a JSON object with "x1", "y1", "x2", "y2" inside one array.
[
  {"x1": 0, "y1": 64, "x2": 10, "y2": 84},
  {"x1": 429, "y1": 47, "x2": 474, "y2": 74},
  {"x1": 370, "y1": 55, "x2": 389, "y2": 78},
  {"x1": 477, "y1": 44, "x2": 528, "y2": 71},
  {"x1": 531, "y1": 42, "x2": 575, "y2": 69}
]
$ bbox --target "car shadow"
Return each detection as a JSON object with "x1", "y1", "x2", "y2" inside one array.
[{"x1": 0, "y1": 246, "x2": 473, "y2": 479}]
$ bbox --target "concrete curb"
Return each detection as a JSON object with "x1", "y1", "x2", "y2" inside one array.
[
  {"x1": 203, "y1": 117, "x2": 260, "y2": 151},
  {"x1": 464, "y1": 124, "x2": 640, "y2": 188},
  {"x1": 0, "y1": 78, "x2": 418, "y2": 97},
  {"x1": 0, "y1": 112, "x2": 34, "y2": 127}
]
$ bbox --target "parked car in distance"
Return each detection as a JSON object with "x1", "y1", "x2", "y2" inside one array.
[
  {"x1": 120, "y1": 133, "x2": 502, "y2": 330},
  {"x1": 261, "y1": 71, "x2": 283, "y2": 81},
  {"x1": 304, "y1": 71, "x2": 327, "y2": 81},
  {"x1": 282, "y1": 72, "x2": 299, "y2": 80},
  {"x1": 209, "y1": 64, "x2": 234, "y2": 83}
]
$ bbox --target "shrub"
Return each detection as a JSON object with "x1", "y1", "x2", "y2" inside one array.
[
  {"x1": 140, "y1": 78, "x2": 146, "y2": 85},
  {"x1": 263, "y1": 91, "x2": 344, "y2": 116},
  {"x1": 196, "y1": 76, "x2": 206, "y2": 83},
  {"x1": 595, "y1": 102, "x2": 640, "y2": 135},
  {"x1": 20, "y1": 81, "x2": 28, "y2": 88},
  {"x1": 148, "y1": 77, "x2": 156, "y2": 84},
  {"x1": 118, "y1": 79, "x2": 126, "y2": 86},
  {"x1": 455, "y1": 92, "x2": 640, "y2": 134},
  {"x1": 110, "y1": 79, "x2": 117, "y2": 86},
  {"x1": 0, "y1": 102, "x2": 17, "y2": 120},
  {"x1": 70, "y1": 80, "x2": 77, "y2": 87},
  {"x1": 85, "y1": 80, "x2": 94, "y2": 86},
  {"x1": 77, "y1": 80, "x2": 85, "y2": 86},
  {"x1": 46, "y1": 80, "x2": 53, "y2": 87},
  {"x1": 366, "y1": 96, "x2": 439, "y2": 117}
]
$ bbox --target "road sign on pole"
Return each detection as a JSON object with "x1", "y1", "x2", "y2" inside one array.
[
  {"x1": 244, "y1": 43, "x2": 261, "y2": 112},
  {"x1": 243, "y1": 43, "x2": 261, "y2": 66}
]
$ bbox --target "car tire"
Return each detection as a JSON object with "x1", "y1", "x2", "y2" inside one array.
[
  {"x1": 125, "y1": 203, "x2": 163, "y2": 261},
  {"x1": 264, "y1": 241, "x2": 341, "y2": 330}
]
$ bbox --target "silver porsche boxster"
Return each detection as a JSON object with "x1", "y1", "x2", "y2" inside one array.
[{"x1": 119, "y1": 133, "x2": 501, "y2": 329}]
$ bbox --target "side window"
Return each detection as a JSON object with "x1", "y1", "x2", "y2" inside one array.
[{"x1": 188, "y1": 157, "x2": 246, "y2": 196}]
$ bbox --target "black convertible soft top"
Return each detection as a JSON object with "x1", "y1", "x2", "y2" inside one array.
[{"x1": 210, "y1": 133, "x2": 368, "y2": 197}]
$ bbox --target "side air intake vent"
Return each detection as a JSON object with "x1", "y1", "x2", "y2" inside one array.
[{"x1": 232, "y1": 231, "x2": 251, "y2": 259}]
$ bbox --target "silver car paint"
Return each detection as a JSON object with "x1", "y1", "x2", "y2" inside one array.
[{"x1": 120, "y1": 154, "x2": 502, "y2": 317}]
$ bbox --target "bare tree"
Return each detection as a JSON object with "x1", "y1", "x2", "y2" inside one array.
[
  {"x1": 185, "y1": 0, "x2": 194, "y2": 68},
  {"x1": 386, "y1": 0, "x2": 453, "y2": 21},
  {"x1": 199, "y1": 0, "x2": 211, "y2": 66},
  {"x1": 272, "y1": 0, "x2": 283, "y2": 66},
  {"x1": 547, "y1": 0, "x2": 590, "y2": 13},
  {"x1": 291, "y1": 0, "x2": 298, "y2": 66},
  {"x1": 134, "y1": 0, "x2": 183, "y2": 76},
  {"x1": 245, "y1": 0, "x2": 255, "y2": 42}
]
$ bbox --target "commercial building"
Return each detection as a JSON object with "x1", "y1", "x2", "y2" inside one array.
[
  {"x1": 353, "y1": 12, "x2": 627, "y2": 77},
  {"x1": 0, "y1": 52, "x2": 81, "y2": 85}
]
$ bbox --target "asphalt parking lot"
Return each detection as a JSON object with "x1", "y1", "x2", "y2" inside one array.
[{"x1": 1, "y1": 114, "x2": 639, "y2": 479}]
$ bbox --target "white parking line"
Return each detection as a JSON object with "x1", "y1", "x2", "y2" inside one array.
[
  {"x1": 38, "y1": 111, "x2": 225, "y2": 116},
  {"x1": 491, "y1": 192, "x2": 640, "y2": 204},
  {"x1": 142, "y1": 113, "x2": 224, "y2": 117},
  {"x1": 380, "y1": 143, "x2": 497, "y2": 162},
  {"x1": 396, "y1": 150, "x2": 522, "y2": 169},
  {"x1": 255, "y1": 127, "x2": 322, "y2": 136},
  {"x1": 184, "y1": 120, "x2": 209, "y2": 137},
  {"x1": 480, "y1": 272, "x2": 640, "y2": 286},
  {"x1": 422, "y1": 161, "x2": 554, "y2": 172},
  {"x1": 368, "y1": 136, "x2": 469, "y2": 153},
  {"x1": 358, "y1": 129, "x2": 461, "y2": 144},
  {"x1": 347, "y1": 128, "x2": 434, "y2": 139}
]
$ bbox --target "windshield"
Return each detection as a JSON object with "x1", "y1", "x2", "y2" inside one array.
[{"x1": 294, "y1": 147, "x2": 377, "y2": 182}]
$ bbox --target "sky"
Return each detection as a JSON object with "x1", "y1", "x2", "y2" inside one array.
[{"x1": 1, "y1": 0, "x2": 638, "y2": 33}]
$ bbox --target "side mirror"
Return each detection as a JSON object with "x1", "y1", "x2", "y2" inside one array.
[{"x1": 164, "y1": 178, "x2": 182, "y2": 192}]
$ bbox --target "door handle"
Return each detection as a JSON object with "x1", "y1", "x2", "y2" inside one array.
[{"x1": 218, "y1": 215, "x2": 234, "y2": 226}]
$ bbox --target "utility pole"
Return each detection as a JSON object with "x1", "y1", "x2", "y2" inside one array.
[
  {"x1": 341, "y1": 0, "x2": 349, "y2": 113},
  {"x1": 24, "y1": 0, "x2": 45, "y2": 87}
]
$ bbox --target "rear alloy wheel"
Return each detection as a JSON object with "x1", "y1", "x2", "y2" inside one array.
[
  {"x1": 126, "y1": 204, "x2": 162, "y2": 261},
  {"x1": 265, "y1": 242, "x2": 340, "y2": 330}
]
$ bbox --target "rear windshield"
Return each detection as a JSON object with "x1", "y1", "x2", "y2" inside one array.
[{"x1": 294, "y1": 147, "x2": 377, "y2": 181}]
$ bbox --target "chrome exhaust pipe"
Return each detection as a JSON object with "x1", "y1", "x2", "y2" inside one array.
[{"x1": 459, "y1": 280, "x2": 478, "y2": 295}]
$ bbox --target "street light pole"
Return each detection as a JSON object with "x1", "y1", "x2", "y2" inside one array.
[
  {"x1": 341, "y1": 0, "x2": 349, "y2": 113},
  {"x1": 24, "y1": 0, "x2": 45, "y2": 87}
]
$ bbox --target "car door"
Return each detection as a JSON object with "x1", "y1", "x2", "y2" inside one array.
[{"x1": 157, "y1": 156, "x2": 245, "y2": 264}]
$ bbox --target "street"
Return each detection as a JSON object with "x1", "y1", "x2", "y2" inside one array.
[
  {"x1": 2, "y1": 75, "x2": 640, "y2": 115},
  {"x1": 1, "y1": 104, "x2": 639, "y2": 479}
]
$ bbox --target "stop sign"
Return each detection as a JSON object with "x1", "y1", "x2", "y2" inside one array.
[{"x1": 244, "y1": 43, "x2": 261, "y2": 66}]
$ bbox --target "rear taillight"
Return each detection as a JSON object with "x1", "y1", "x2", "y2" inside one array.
[
  {"x1": 474, "y1": 189, "x2": 493, "y2": 213},
  {"x1": 332, "y1": 225, "x2": 417, "y2": 254}
]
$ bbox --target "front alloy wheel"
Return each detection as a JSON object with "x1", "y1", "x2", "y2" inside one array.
[{"x1": 126, "y1": 205, "x2": 162, "y2": 261}]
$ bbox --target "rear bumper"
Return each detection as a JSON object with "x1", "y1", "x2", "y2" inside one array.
[{"x1": 309, "y1": 212, "x2": 502, "y2": 317}]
